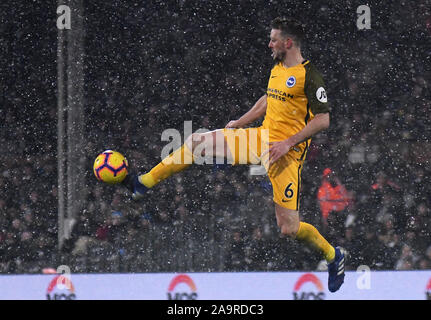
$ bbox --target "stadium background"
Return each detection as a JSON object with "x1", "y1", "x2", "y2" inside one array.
[{"x1": 0, "y1": 0, "x2": 430, "y2": 278}]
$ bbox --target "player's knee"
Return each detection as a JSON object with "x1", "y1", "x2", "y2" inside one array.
[
  {"x1": 189, "y1": 132, "x2": 217, "y2": 157},
  {"x1": 279, "y1": 223, "x2": 298, "y2": 239},
  {"x1": 185, "y1": 133, "x2": 204, "y2": 152}
]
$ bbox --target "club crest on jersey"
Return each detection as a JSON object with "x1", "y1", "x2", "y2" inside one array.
[{"x1": 286, "y1": 76, "x2": 296, "y2": 88}]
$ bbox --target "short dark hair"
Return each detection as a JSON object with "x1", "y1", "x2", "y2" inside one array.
[{"x1": 271, "y1": 17, "x2": 305, "y2": 47}]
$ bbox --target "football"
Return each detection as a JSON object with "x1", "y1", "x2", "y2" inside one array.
[{"x1": 93, "y1": 150, "x2": 129, "y2": 184}]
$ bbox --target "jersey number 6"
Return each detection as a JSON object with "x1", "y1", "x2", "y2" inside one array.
[{"x1": 284, "y1": 182, "x2": 295, "y2": 199}]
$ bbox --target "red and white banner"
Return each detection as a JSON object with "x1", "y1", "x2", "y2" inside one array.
[{"x1": 0, "y1": 270, "x2": 430, "y2": 300}]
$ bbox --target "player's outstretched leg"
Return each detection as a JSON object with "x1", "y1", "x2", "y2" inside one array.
[
  {"x1": 121, "y1": 143, "x2": 193, "y2": 201},
  {"x1": 327, "y1": 246, "x2": 346, "y2": 293},
  {"x1": 123, "y1": 129, "x2": 230, "y2": 200}
]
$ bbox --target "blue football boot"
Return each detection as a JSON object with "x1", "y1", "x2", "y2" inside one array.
[
  {"x1": 327, "y1": 246, "x2": 346, "y2": 293},
  {"x1": 122, "y1": 173, "x2": 148, "y2": 200}
]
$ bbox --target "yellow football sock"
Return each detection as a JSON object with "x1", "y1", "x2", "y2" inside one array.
[
  {"x1": 296, "y1": 222, "x2": 335, "y2": 262},
  {"x1": 139, "y1": 144, "x2": 194, "y2": 188}
]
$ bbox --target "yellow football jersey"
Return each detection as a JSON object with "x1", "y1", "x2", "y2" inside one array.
[
  {"x1": 262, "y1": 60, "x2": 329, "y2": 157},
  {"x1": 222, "y1": 62, "x2": 328, "y2": 209}
]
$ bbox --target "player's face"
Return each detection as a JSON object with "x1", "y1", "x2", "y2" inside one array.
[{"x1": 268, "y1": 29, "x2": 288, "y2": 62}]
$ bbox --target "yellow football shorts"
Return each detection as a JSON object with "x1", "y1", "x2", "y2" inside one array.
[{"x1": 223, "y1": 127, "x2": 306, "y2": 211}]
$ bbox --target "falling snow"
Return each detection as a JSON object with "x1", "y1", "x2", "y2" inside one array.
[{"x1": 0, "y1": 0, "x2": 430, "y2": 275}]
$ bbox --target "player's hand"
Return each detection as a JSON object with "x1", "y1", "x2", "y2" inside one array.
[
  {"x1": 225, "y1": 120, "x2": 241, "y2": 128},
  {"x1": 262, "y1": 139, "x2": 294, "y2": 167}
]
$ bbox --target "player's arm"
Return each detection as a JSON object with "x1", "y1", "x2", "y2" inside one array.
[
  {"x1": 225, "y1": 94, "x2": 267, "y2": 128},
  {"x1": 267, "y1": 113, "x2": 329, "y2": 165},
  {"x1": 285, "y1": 112, "x2": 329, "y2": 146}
]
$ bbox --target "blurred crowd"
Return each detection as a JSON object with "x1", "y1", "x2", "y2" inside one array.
[{"x1": 0, "y1": 0, "x2": 430, "y2": 274}]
